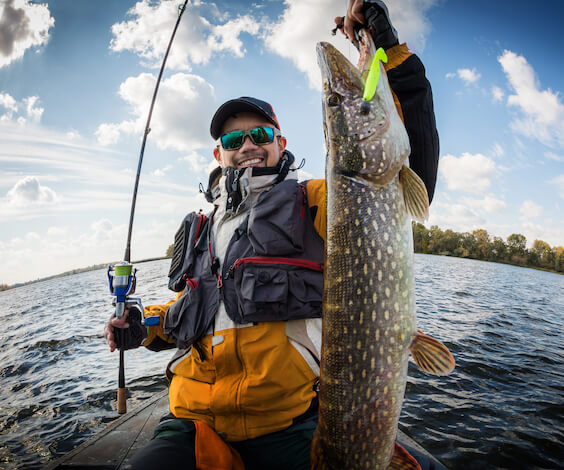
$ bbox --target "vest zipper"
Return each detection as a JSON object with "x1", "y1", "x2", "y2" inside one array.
[{"x1": 228, "y1": 256, "x2": 324, "y2": 274}]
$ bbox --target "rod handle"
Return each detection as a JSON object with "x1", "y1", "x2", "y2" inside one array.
[
  {"x1": 117, "y1": 347, "x2": 126, "y2": 414},
  {"x1": 117, "y1": 387, "x2": 127, "y2": 414}
]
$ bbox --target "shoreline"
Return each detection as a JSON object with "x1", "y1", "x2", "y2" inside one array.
[
  {"x1": 2, "y1": 251, "x2": 561, "y2": 293},
  {"x1": 1, "y1": 257, "x2": 171, "y2": 291}
]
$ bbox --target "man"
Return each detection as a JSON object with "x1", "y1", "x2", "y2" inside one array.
[{"x1": 105, "y1": 1, "x2": 440, "y2": 469}]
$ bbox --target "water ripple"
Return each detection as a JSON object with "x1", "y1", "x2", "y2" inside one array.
[{"x1": 0, "y1": 257, "x2": 563, "y2": 469}]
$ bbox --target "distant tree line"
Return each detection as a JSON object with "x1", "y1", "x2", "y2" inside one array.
[
  {"x1": 413, "y1": 222, "x2": 564, "y2": 273},
  {"x1": 7, "y1": 227, "x2": 561, "y2": 291},
  {"x1": 165, "y1": 226, "x2": 563, "y2": 274},
  {"x1": 1, "y1": 258, "x2": 168, "y2": 291},
  {"x1": 166, "y1": 244, "x2": 174, "y2": 258}
]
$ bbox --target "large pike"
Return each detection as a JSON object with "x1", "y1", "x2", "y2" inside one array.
[{"x1": 312, "y1": 37, "x2": 455, "y2": 470}]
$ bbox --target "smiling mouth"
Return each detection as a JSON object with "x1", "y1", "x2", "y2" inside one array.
[{"x1": 237, "y1": 157, "x2": 264, "y2": 168}]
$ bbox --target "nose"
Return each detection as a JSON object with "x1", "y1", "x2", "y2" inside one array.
[{"x1": 239, "y1": 135, "x2": 259, "y2": 151}]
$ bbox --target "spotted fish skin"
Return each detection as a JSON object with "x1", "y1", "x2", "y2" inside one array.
[{"x1": 312, "y1": 41, "x2": 418, "y2": 469}]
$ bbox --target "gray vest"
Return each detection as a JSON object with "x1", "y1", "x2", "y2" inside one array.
[{"x1": 164, "y1": 179, "x2": 324, "y2": 349}]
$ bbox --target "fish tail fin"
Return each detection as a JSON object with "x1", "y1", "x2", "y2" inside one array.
[
  {"x1": 409, "y1": 330, "x2": 456, "y2": 375},
  {"x1": 399, "y1": 165, "x2": 429, "y2": 221},
  {"x1": 389, "y1": 442, "x2": 422, "y2": 470}
]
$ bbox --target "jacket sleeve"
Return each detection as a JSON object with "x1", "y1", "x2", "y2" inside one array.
[
  {"x1": 305, "y1": 179, "x2": 326, "y2": 241},
  {"x1": 384, "y1": 44, "x2": 440, "y2": 203},
  {"x1": 142, "y1": 295, "x2": 179, "y2": 351}
]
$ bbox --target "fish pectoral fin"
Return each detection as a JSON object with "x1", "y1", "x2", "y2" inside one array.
[
  {"x1": 389, "y1": 442, "x2": 422, "y2": 470},
  {"x1": 409, "y1": 330, "x2": 456, "y2": 376},
  {"x1": 399, "y1": 165, "x2": 429, "y2": 221}
]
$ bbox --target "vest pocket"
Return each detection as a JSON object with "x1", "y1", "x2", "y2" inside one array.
[
  {"x1": 231, "y1": 257, "x2": 323, "y2": 322},
  {"x1": 164, "y1": 275, "x2": 218, "y2": 348},
  {"x1": 287, "y1": 270, "x2": 322, "y2": 318},
  {"x1": 238, "y1": 266, "x2": 288, "y2": 320}
]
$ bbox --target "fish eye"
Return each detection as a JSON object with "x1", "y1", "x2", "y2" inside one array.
[{"x1": 327, "y1": 93, "x2": 341, "y2": 107}]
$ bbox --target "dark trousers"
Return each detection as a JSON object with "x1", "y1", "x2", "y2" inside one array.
[
  {"x1": 125, "y1": 414, "x2": 316, "y2": 470},
  {"x1": 125, "y1": 415, "x2": 447, "y2": 470}
]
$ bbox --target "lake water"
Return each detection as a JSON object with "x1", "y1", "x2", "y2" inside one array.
[{"x1": 0, "y1": 255, "x2": 562, "y2": 469}]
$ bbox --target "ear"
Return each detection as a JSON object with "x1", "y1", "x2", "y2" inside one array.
[
  {"x1": 277, "y1": 135, "x2": 287, "y2": 153},
  {"x1": 213, "y1": 146, "x2": 222, "y2": 165}
]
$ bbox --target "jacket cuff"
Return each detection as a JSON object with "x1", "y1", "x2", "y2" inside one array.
[{"x1": 384, "y1": 43, "x2": 412, "y2": 72}]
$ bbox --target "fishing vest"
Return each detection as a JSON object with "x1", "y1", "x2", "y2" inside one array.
[{"x1": 164, "y1": 178, "x2": 325, "y2": 349}]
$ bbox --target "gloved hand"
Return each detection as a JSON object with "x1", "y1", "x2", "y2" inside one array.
[
  {"x1": 335, "y1": 0, "x2": 399, "y2": 50},
  {"x1": 104, "y1": 305, "x2": 147, "y2": 352},
  {"x1": 364, "y1": 0, "x2": 399, "y2": 50}
]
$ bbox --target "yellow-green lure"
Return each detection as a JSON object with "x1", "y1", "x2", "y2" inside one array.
[{"x1": 360, "y1": 47, "x2": 388, "y2": 114}]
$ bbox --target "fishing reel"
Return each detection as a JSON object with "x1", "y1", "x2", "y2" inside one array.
[{"x1": 107, "y1": 262, "x2": 144, "y2": 320}]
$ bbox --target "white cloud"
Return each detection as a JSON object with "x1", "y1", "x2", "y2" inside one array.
[
  {"x1": 0, "y1": 120, "x2": 208, "y2": 229},
  {"x1": 520, "y1": 200, "x2": 543, "y2": 218},
  {"x1": 297, "y1": 168, "x2": 314, "y2": 181},
  {"x1": 0, "y1": 92, "x2": 17, "y2": 113},
  {"x1": 517, "y1": 218, "x2": 563, "y2": 249},
  {"x1": 463, "y1": 195, "x2": 507, "y2": 213},
  {"x1": 0, "y1": 92, "x2": 44, "y2": 123},
  {"x1": 0, "y1": 212, "x2": 207, "y2": 284},
  {"x1": 181, "y1": 151, "x2": 214, "y2": 174},
  {"x1": 439, "y1": 152, "x2": 498, "y2": 194},
  {"x1": 96, "y1": 72, "x2": 215, "y2": 151},
  {"x1": 22, "y1": 95, "x2": 43, "y2": 122},
  {"x1": 95, "y1": 122, "x2": 122, "y2": 146},
  {"x1": 491, "y1": 85, "x2": 504, "y2": 102},
  {"x1": 151, "y1": 165, "x2": 172, "y2": 177},
  {"x1": 6, "y1": 175, "x2": 57, "y2": 205},
  {"x1": 264, "y1": 0, "x2": 436, "y2": 90},
  {"x1": 428, "y1": 196, "x2": 564, "y2": 249},
  {"x1": 0, "y1": 0, "x2": 54, "y2": 68},
  {"x1": 109, "y1": 0, "x2": 260, "y2": 71},
  {"x1": 427, "y1": 199, "x2": 484, "y2": 232},
  {"x1": 499, "y1": 49, "x2": 564, "y2": 149},
  {"x1": 0, "y1": 121, "x2": 134, "y2": 220},
  {"x1": 457, "y1": 68, "x2": 481, "y2": 85}
]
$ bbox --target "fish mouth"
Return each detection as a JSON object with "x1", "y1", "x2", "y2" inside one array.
[{"x1": 316, "y1": 41, "x2": 363, "y2": 95}]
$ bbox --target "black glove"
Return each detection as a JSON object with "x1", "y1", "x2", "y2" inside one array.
[
  {"x1": 364, "y1": 0, "x2": 399, "y2": 50},
  {"x1": 114, "y1": 305, "x2": 147, "y2": 350}
]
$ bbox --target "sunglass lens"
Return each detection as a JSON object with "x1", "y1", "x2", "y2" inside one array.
[
  {"x1": 250, "y1": 127, "x2": 274, "y2": 145},
  {"x1": 221, "y1": 131, "x2": 244, "y2": 150},
  {"x1": 221, "y1": 127, "x2": 275, "y2": 149}
]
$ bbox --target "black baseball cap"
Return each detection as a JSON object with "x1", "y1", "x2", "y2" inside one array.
[{"x1": 210, "y1": 96, "x2": 280, "y2": 140}]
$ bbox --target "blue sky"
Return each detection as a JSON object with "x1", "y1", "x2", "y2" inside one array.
[{"x1": 1, "y1": 0, "x2": 563, "y2": 285}]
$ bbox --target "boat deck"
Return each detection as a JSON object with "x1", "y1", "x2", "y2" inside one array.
[{"x1": 44, "y1": 390, "x2": 439, "y2": 469}]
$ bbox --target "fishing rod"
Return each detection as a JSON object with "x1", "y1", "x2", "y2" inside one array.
[{"x1": 107, "y1": 0, "x2": 190, "y2": 415}]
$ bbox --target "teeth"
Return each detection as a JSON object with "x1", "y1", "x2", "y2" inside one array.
[{"x1": 240, "y1": 158, "x2": 262, "y2": 166}]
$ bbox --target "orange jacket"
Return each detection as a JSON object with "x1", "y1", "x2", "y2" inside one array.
[{"x1": 144, "y1": 178, "x2": 326, "y2": 441}]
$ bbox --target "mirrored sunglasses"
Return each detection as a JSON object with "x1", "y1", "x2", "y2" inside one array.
[{"x1": 220, "y1": 126, "x2": 279, "y2": 150}]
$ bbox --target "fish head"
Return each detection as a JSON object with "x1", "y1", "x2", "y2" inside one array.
[{"x1": 316, "y1": 41, "x2": 410, "y2": 186}]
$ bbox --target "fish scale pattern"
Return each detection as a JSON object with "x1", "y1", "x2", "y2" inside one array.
[{"x1": 313, "y1": 39, "x2": 417, "y2": 470}]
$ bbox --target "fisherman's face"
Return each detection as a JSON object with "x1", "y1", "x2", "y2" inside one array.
[{"x1": 213, "y1": 112, "x2": 287, "y2": 170}]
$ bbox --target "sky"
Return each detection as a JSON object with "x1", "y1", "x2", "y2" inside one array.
[{"x1": 1, "y1": 0, "x2": 563, "y2": 285}]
